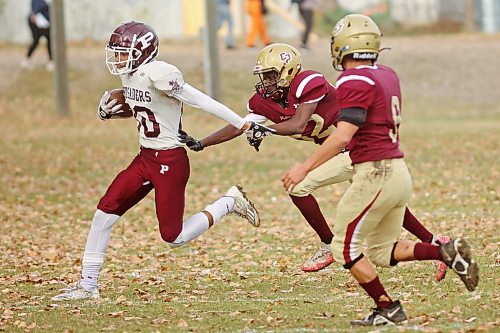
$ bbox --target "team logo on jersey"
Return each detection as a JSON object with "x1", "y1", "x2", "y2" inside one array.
[
  {"x1": 169, "y1": 79, "x2": 182, "y2": 93},
  {"x1": 160, "y1": 165, "x2": 169, "y2": 174}
]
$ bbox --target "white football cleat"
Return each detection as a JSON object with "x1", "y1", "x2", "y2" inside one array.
[
  {"x1": 51, "y1": 283, "x2": 99, "y2": 301},
  {"x1": 301, "y1": 245, "x2": 335, "y2": 272},
  {"x1": 224, "y1": 185, "x2": 260, "y2": 227}
]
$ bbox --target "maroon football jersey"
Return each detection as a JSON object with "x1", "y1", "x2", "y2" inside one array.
[
  {"x1": 248, "y1": 70, "x2": 338, "y2": 145},
  {"x1": 336, "y1": 64, "x2": 404, "y2": 164}
]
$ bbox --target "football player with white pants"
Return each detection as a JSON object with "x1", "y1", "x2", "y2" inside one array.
[
  {"x1": 180, "y1": 43, "x2": 450, "y2": 277},
  {"x1": 52, "y1": 21, "x2": 274, "y2": 301}
]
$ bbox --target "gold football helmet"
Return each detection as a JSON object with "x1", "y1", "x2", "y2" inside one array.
[
  {"x1": 330, "y1": 14, "x2": 381, "y2": 70},
  {"x1": 253, "y1": 43, "x2": 302, "y2": 99}
]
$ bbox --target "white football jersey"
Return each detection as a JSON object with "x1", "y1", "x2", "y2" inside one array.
[
  {"x1": 119, "y1": 61, "x2": 186, "y2": 150},
  {"x1": 119, "y1": 60, "x2": 246, "y2": 150}
]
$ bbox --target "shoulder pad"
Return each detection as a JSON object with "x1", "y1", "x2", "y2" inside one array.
[
  {"x1": 290, "y1": 71, "x2": 328, "y2": 101},
  {"x1": 146, "y1": 61, "x2": 185, "y2": 94}
]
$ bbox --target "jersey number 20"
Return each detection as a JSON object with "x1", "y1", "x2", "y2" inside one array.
[{"x1": 133, "y1": 106, "x2": 161, "y2": 138}]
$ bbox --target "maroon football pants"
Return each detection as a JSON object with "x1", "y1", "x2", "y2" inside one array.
[{"x1": 97, "y1": 147, "x2": 190, "y2": 242}]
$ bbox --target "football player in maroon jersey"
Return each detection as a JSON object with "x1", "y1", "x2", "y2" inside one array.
[
  {"x1": 281, "y1": 14, "x2": 479, "y2": 325},
  {"x1": 51, "y1": 21, "x2": 277, "y2": 301},
  {"x1": 180, "y1": 43, "x2": 449, "y2": 278}
]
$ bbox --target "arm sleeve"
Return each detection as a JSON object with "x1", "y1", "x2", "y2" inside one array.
[
  {"x1": 173, "y1": 84, "x2": 247, "y2": 129},
  {"x1": 338, "y1": 107, "x2": 367, "y2": 127},
  {"x1": 244, "y1": 112, "x2": 268, "y2": 124}
]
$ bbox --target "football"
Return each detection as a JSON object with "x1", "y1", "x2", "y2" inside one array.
[{"x1": 108, "y1": 88, "x2": 133, "y2": 118}]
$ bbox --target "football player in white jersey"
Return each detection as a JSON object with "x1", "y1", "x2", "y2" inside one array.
[{"x1": 52, "y1": 21, "x2": 274, "y2": 301}]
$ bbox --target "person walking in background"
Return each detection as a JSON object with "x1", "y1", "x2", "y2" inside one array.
[
  {"x1": 22, "y1": 0, "x2": 53, "y2": 71},
  {"x1": 291, "y1": 0, "x2": 319, "y2": 49},
  {"x1": 216, "y1": 0, "x2": 235, "y2": 49},
  {"x1": 246, "y1": 0, "x2": 271, "y2": 48}
]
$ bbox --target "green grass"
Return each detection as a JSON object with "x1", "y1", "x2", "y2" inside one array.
[{"x1": 0, "y1": 35, "x2": 499, "y2": 332}]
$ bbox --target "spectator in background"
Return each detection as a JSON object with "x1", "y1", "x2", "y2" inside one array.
[
  {"x1": 292, "y1": 0, "x2": 319, "y2": 49},
  {"x1": 22, "y1": 0, "x2": 53, "y2": 71},
  {"x1": 217, "y1": 0, "x2": 235, "y2": 49},
  {"x1": 246, "y1": 0, "x2": 271, "y2": 48}
]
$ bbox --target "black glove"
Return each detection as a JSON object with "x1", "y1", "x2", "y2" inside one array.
[
  {"x1": 178, "y1": 130, "x2": 204, "y2": 152},
  {"x1": 245, "y1": 122, "x2": 276, "y2": 152}
]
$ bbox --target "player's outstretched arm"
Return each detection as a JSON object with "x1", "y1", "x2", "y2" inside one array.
[
  {"x1": 200, "y1": 124, "x2": 245, "y2": 148},
  {"x1": 267, "y1": 102, "x2": 317, "y2": 135},
  {"x1": 178, "y1": 125, "x2": 244, "y2": 152}
]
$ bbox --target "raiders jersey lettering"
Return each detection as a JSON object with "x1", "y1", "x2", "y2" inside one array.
[
  {"x1": 120, "y1": 61, "x2": 185, "y2": 150},
  {"x1": 248, "y1": 70, "x2": 339, "y2": 145},
  {"x1": 335, "y1": 64, "x2": 404, "y2": 164}
]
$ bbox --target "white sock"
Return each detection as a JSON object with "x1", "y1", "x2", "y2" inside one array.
[
  {"x1": 80, "y1": 209, "x2": 120, "y2": 290},
  {"x1": 320, "y1": 242, "x2": 332, "y2": 251},
  {"x1": 170, "y1": 213, "x2": 210, "y2": 247},
  {"x1": 203, "y1": 196, "x2": 235, "y2": 223}
]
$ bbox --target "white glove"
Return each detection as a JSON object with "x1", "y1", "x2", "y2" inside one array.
[{"x1": 97, "y1": 91, "x2": 123, "y2": 120}]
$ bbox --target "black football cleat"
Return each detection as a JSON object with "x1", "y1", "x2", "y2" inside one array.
[
  {"x1": 439, "y1": 238, "x2": 479, "y2": 291},
  {"x1": 351, "y1": 300, "x2": 408, "y2": 326}
]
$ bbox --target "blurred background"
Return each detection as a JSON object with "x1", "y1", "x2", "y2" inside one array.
[{"x1": 1, "y1": 0, "x2": 499, "y2": 44}]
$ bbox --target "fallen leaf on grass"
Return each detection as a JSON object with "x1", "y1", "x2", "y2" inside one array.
[
  {"x1": 177, "y1": 319, "x2": 188, "y2": 327},
  {"x1": 107, "y1": 310, "x2": 126, "y2": 317},
  {"x1": 151, "y1": 317, "x2": 169, "y2": 324}
]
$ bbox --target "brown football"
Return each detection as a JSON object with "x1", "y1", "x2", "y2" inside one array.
[{"x1": 109, "y1": 88, "x2": 133, "y2": 118}]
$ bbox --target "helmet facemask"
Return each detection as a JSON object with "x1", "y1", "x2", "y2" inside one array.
[
  {"x1": 105, "y1": 22, "x2": 159, "y2": 76},
  {"x1": 254, "y1": 67, "x2": 286, "y2": 100},
  {"x1": 106, "y1": 35, "x2": 143, "y2": 75}
]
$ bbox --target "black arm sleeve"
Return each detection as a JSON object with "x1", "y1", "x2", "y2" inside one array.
[{"x1": 338, "y1": 107, "x2": 367, "y2": 127}]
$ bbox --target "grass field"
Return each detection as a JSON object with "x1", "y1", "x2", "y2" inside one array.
[{"x1": 0, "y1": 33, "x2": 499, "y2": 332}]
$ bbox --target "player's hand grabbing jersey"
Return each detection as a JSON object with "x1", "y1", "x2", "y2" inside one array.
[
  {"x1": 335, "y1": 64, "x2": 404, "y2": 164},
  {"x1": 120, "y1": 61, "x2": 246, "y2": 150},
  {"x1": 247, "y1": 70, "x2": 339, "y2": 145}
]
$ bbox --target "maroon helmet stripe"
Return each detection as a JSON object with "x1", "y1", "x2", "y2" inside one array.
[{"x1": 342, "y1": 190, "x2": 381, "y2": 264}]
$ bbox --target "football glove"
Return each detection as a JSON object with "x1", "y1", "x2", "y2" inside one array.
[
  {"x1": 178, "y1": 130, "x2": 204, "y2": 152},
  {"x1": 97, "y1": 91, "x2": 123, "y2": 121},
  {"x1": 245, "y1": 122, "x2": 276, "y2": 152}
]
